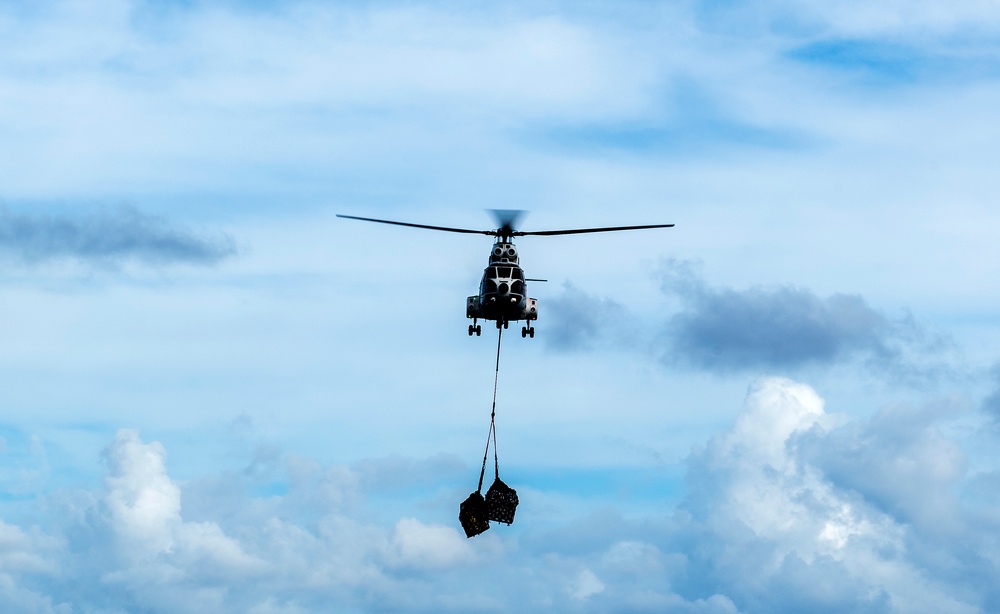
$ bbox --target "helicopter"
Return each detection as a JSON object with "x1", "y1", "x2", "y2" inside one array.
[{"x1": 337, "y1": 211, "x2": 674, "y2": 338}]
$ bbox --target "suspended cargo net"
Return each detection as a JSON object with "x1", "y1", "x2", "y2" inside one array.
[
  {"x1": 460, "y1": 327, "x2": 519, "y2": 538},
  {"x1": 486, "y1": 476, "x2": 518, "y2": 525},
  {"x1": 459, "y1": 491, "x2": 490, "y2": 538}
]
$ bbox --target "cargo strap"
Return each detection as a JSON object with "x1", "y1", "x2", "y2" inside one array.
[{"x1": 478, "y1": 326, "x2": 502, "y2": 493}]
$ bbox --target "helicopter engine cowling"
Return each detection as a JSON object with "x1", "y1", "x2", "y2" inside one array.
[
  {"x1": 467, "y1": 295, "x2": 483, "y2": 319},
  {"x1": 520, "y1": 297, "x2": 538, "y2": 321},
  {"x1": 489, "y1": 241, "x2": 519, "y2": 266}
]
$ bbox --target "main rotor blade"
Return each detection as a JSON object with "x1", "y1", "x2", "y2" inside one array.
[
  {"x1": 517, "y1": 223, "x2": 675, "y2": 237},
  {"x1": 336, "y1": 214, "x2": 493, "y2": 235}
]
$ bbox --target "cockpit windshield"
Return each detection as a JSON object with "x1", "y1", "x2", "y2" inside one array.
[
  {"x1": 483, "y1": 266, "x2": 524, "y2": 283},
  {"x1": 488, "y1": 267, "x2": 523, "y2": 279}
]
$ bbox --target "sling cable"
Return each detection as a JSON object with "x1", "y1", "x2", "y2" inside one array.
[{"x1": 459, "y1": 327, "x2": 519, "y2": 538}]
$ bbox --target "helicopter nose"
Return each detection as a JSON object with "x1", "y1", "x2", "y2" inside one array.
[{"x1": 498, "y1": 282, "x2": 509, "y2": 295}]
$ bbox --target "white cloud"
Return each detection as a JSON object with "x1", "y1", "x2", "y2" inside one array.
[
  {"x1": 102, "y1": 429, "x2": 183, "y2": 556},
  {"x1": 0, "y1": 520, "x2": 67, "y2": 613},
  {"x1": 0, "y1": 520, "x2": 61, "y2": 575},
  {"x1": 570, "y1": 568, "x2": 605, "y2": 600},
  {"x1": 678, "y1": 377, "x2": 987, "y2": 613},
  {"x1": 387, "y1": 517, "x2": 475, "y2": 570},
  {"x1": 2, "y1": 383, "x2": 1000, "y2": 611},
  {"x1": 680, "y1": 381, "x2": 899, "y2": 610},
  {"x1": 99, "y1": 429, "x2": 265, "y2": 604}
]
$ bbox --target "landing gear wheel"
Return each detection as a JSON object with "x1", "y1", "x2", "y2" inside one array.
[
  {"x1": 521, "y1": 326, "x2": 527, "y2": 338},
  {"x1": 529, "y1": 327, "x2": 535, "y2": 338},
  {"x1": 496, "y1": 320, "x2": 502, "y2": 329},
  {"x1": 475, "y1": 325, "x2": 481, "y2": 336},
  {"x1": 468, "y1": 324, "x2": 475, "y2": 336},
  {"x1": 503, "y1": 320, "x2": 509, "y2": 329}
]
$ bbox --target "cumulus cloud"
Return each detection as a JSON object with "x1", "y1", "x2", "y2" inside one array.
[
  {"x1": 93, "y1": 430, "x2": 265, "y2": 613},
  {"x1": 387, "y1": 517, "x2": 475, "y2": 570},
  {"x1": 102, "y1": 429, "x2": 182, "y2": 556},
  {"x1": 0, "y1": 205, "x2": 236, "y2": 267},
  {"x1": 506, "y1": 378, "x2": 997, "y2": 612},
  {"x1": 101, "y1": 430, "x2": 260, "y2": 574},
  {"x1": 657, "y1": 259, "x2": 954, "y2": 380},
  {"x1": 3, "y1": 390, "x2": 1000, "y2": 612},
  {"x1": 0, "y1": 520, "x2": 66, "y2": 612},
  {"x1": 677, "y1": 378, "x2": 1000, "y2": 612},
  {"x1": 570, "y1": 568, "x2": 605, "y2": 600},
  {"x1": 0, "y1": 430, "x2": 496, "y2": 613}
]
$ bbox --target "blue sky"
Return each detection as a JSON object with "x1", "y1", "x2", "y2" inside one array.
[{"x1": 2, "y1": 0, "x2": 1000, "y2": 611}]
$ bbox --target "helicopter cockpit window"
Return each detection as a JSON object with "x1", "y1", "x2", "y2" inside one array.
[
  {"x1": 484, "y1": 268, "x2": 498, "y2": 293},
  {"x1": 513, "y1": 269, "x2": 523, "y2": 280},
  {"x1": 499, "y1": 267, "x2": 512, "y2": 278}
]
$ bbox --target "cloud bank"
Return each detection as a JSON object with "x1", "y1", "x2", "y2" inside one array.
[
  {"x1": 546, "y1": 260, "x2": 955, "y2": 382},
  {"x1": 656, "y1": 259, "x2": 946, "y2": 375},
  {"x1": 3, "y1": 379, "x2": 998, "y2": 612},
  {"x1": 0, "y1": 206, "x2": 236, "y2": 267}
]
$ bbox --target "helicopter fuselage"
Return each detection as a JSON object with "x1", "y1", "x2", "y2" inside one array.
[{"x1": 466, "y1": 239, "x2": 537, "y2": 337}]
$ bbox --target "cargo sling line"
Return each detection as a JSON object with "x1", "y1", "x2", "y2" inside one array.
[
  {"x1": 460, "y1": 326, "x2": 519, "y2": 537},
  {"x1": 478, "y1": 327, "x2": 502, "y2": 494}
]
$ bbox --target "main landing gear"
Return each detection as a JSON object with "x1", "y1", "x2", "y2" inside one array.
[{"x1": 470, "y1": 319, "x2": 532, "y2": 338}]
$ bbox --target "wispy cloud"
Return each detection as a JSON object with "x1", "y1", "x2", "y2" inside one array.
[
  {"x1": 544, "y1": 282, "x2": 634, "y2": 352},
  {"x1": 538, "y1": 76, "x2": 818, "y2": 157},
  {"x1": 693, "y1": 0, "x2": 1000, "y2": 39},
  {"x1": 786, "y1": 38, "x2": 1000, "y2": 86},
  {"x1": 0, "y1": 205, "x2": 236, "y2": 267}
]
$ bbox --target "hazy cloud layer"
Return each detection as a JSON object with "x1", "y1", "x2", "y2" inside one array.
[
  {"x1": 0, "y1": 206, "x2": 236, "y2": 267},
  {"x1": 657, "y1": 260, "x2": 952, "y2": 378},
  {"x1": 3, "y1": 380, "x2": 998, "y2": 612}
]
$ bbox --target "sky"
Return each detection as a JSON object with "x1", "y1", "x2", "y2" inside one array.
[{"x1": 1, "y1": 0, "x2": 1000, "y2": 611}]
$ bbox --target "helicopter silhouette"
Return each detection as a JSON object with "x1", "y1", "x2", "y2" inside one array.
[{"x1": 337, "y1": 210, "x2": 674, "y2": 338}]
